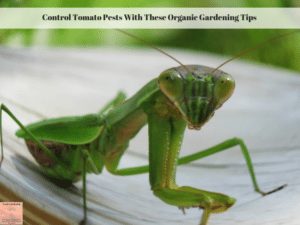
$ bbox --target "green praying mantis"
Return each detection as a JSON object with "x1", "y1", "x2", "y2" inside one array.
[{"x1": 0, "y1": 31, "x2": 294, "y2": 225}]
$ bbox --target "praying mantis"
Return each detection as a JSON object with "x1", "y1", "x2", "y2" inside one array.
[{"x1": 0, "y1": 31, "x2": 294, "y2": 225}]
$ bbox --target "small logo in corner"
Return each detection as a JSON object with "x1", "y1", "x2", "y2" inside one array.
[{"x1": 0, "y1": 202, "x2": 23, "y2": 225}]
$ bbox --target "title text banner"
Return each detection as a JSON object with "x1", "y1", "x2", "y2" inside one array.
[{"x1": 0, "y1": 8, "x2": 299, "y2": 29}]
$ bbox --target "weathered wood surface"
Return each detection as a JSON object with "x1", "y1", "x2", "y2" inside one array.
[{"x1": 0, "y1": 47, "x2": 299, "y2": 225}]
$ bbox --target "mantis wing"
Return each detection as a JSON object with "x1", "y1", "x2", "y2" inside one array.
[{"x1": 15, "y1": 114, "x2": 103, "y2": 145}]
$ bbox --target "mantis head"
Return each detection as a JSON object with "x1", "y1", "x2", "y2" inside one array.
[{"x1": 158, "y1": 65, "x2": 235, "y2": 130}]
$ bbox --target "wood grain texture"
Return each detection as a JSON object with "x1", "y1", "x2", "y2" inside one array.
[{"x1": 0, "y1": 47, "x2": 299, "y2": 225}]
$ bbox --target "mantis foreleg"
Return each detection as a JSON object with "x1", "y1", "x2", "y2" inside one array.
[{"x1": 147, "y1": 113, "x2": 234, "y2": 225}]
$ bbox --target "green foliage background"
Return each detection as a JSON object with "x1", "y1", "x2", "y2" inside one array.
[{"x1": 0, "y1": 0, "x2": 300, "y2": 71}]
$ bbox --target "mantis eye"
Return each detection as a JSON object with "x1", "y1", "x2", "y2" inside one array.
[
  {"x1": 158, "y1": 71, "x2": 183, "y2": 102},
  {"x1": 214, "y1": 74, "x2": 235, "y2": 108}
]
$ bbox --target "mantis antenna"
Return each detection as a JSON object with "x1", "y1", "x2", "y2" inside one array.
[
  {"x1": 115, "y1": 29, "x2": 192, "y2": 74},
  {"x1": 211, "y1": 30, "x2": 299, "y2": 73}
]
